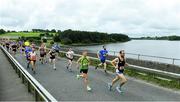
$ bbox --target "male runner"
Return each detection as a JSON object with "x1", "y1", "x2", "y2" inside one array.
[{"x1": 95, "y1": 46, "x2": 108, "y2": 73}]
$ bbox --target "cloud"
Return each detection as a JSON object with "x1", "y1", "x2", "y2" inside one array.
[{"x1": 0, "y1": 0, "x2": 180, "y2": 37}]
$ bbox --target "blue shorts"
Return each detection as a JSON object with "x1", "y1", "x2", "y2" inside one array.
[
  {"x1": 116, "y1": 69, "x2": 124, "y2": 75},
  {"x1": 100, "y1": 59, "x2": 106, "y2": 63}
]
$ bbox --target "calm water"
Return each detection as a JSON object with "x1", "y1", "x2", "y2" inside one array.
[{"x1": 75, "y1": 40, "x2": 180, "y2": 65}]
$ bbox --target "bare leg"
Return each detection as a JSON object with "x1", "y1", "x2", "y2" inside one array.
[
  {"x1": 111, "y1": 76, "x2": 119, "y2": 86},
  {"x1": 118, "y1": 74, "x2": 127, "y2": 87}
]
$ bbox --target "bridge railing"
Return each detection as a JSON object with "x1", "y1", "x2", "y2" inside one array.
[
  {"x1": 58, "y1": 50, "x2": 180, "y2": 80},
  {"x1": 60, "y1": 46, "x2": 180, "y2": 66},
  {"x1": 0, "y1": 45, "x2": 57, "y2": 102}
]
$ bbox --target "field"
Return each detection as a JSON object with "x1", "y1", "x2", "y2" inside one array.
[{"x1": 0, "y1": 32, "x2": 42, "y2": 37}]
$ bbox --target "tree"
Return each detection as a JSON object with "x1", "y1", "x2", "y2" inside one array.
[
  {"x1": 51, "y1": 29, "x2": 56, "y2": 33},
  {"x1": 0, "y1": 29, "x2": 6, "y2": 34}
]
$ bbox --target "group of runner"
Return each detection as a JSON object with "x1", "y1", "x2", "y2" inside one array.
[
  {"x1": 2, "y1": 40, "x2": 60, "y2": 74},
  {"x1": 75, "y1": 46, "x2": 128, "y2": 93},
  {"x1": 2, "y1": 40, "x2": 128, "y2": 94}
]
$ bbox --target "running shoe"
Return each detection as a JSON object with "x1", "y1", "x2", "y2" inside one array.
[
  {"x1": 69, "y1": 69, "x2": 72, "y2": 72},
  {"x1": 116, "y1": 86, "x2": 123, "y2": 93},
  {"x1": 87, "y1": 86, "x2": 91, "y2": 91},
  {"x1": 76, "y1": 75, "x2": 80, "y2": 79},
  {"x1": 27, "y1": 64, "x2": 29, "y2": 69},
  {"x1": 53, "y1": 67, "x2": 56, "y2": 70},
  {"x1": 95, "y1": 66, "x2": 98, "y2": 69},
  {"x1": 108, "y1": 83, "x2": 112, "y2": 91},
  {"x1": 104, "y1": 70, "x2": 107, "y2": 73}
]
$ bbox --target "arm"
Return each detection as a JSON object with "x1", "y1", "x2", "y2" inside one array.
[
  {"x1": 125, "y1": 58, "x2": 129, "y2": 66},
  {"x1": 77, "y1": 56, "x2": 81, "y2": 64},
  {"x1": 97, "y1": 51, "x2": 100, "y2": 59},
  {"x1": 111, "y1": 58, "x2": 118, "y2": 69},
  {"x1": 76, "y1": 56, "x2": 82, "y2": 69},
  {"x1": 48, "y1": 50, "x2": 51, "y2": 56},
  {"x1": 66, "y1": 52, "x2": 68, "y2": 58},
  {"x1": 87, "y1": 57, "x2": 91, "y2": 65}
]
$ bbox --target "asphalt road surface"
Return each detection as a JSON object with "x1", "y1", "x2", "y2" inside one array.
[
  {"x1": 14, "y1": 52, "x2": 180, "y2": 101},
  {"x1": 0, "y1": 50, "x2": 34, "y2": 101}
]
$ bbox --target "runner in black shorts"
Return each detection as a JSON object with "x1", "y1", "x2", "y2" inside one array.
[
  {"x1": 66, "y1": 48, "x2": 74, "y2": 71},
  {"x1": 48, "y1": 49, "x2": 57, "y2": 70},
  {"x1": 11, "y1": 42, "x2": 17, "y2": 55},
  {"x1": 39, "y1": 44, "x2": 46, "y2": 64},
  {"x1": 108, "y1": 50, "x2": 128, "y2": 93},
  {"x1": 5, "y1": 41, "x2": 10, "y2": 51},
  {"x1": 76, "y1": 51, "x2": 91, "y2": 91}
]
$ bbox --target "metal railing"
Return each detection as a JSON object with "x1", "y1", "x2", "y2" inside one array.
[
  {"x1": 59, "y1": 50, "x2": 180, "y2": 80},
  {"x1": 0, "y1": 45, "x2": 57, "y2": 102},
  {"x1": 65, "y1": 46, "x2": 180, "y2": 65},
  {"x1": 114, "y1": 51, "x2": 180, "y2": 65}
]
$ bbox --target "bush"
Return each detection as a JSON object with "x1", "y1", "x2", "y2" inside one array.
[
  {"x1": 50, "y1": 41, "x2": 54, "y2": 45},
  {"x1": 42, "y1": 38, "x2": 47, "y2": 43},
  {"x1": 61, "y1": 38, "x2": 72, "y2": 44},
  {"x1": 53, "y1": 34, "x2": 60, "y2": 42}
]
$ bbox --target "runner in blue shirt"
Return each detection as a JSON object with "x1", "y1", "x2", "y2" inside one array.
[
  {"x1": 25, "y1": 45, "x2": 32, "y2": 69},
  {"x1": 95, "y1": 46, "x2": 108, "y2": 73}
]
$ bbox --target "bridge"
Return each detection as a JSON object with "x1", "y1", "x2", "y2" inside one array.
[{"x1": 0, "y1": 46, "x2": 180, "y2": 101}]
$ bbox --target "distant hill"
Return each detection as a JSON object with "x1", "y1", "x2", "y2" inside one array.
[{"x1": 132, "y1": 35, "x2": 180, "y2": 41}]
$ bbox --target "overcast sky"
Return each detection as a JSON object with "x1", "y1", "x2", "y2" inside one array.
[{"x1": 0, "y1": 0, "x2": 180, "y2": 37}]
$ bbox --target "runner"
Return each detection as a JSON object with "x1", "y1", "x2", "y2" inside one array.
[
  {"x1": 108, "y1": 50, "x2": 128, "y2": 93},
  {"x1": 5, "y1": 41, "x2": 10, "y2": 51},
  {"x1": 39, "y1": 43, "x2": 46, "y2": 64},
  {"x1": 25, "y1": 45, "x2": 32, "y2": 69},
  {"x1": 48, "y1": 49, "x2": 57, "y2": 70},
  {"x1": 31, "y1": 42, "x2": 36, "y2": 49},
  {"x1": 21, "y1": 44, "x2": 25, "y2": 55},
  {"x1": 2, "y1": 40, "x2": 5, "y2": 47},
  {"x1": 11, "y1": 42, "x2": 18, "y2": 55},
  {"x1": 76, "y1": 51, "x2": 91, "y2": 91},
  {"x1": 29, "y1": 48, "x2": 37, "y2": 74},
  {"x1": 52, "y1": 43, "x2": 60, "y2": 53},
  {"x1": 95, "y1": 46, "x2": 108, "y2": 73},
  {"x1": 66, "y1": 48, "x2": 74, "y2": 71}
]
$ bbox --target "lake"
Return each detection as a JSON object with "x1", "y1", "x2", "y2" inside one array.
[{"x1": 74, "y1": 40, "x2": 180, "y2": 65}]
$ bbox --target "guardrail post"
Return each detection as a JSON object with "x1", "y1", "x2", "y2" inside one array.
[
  {"x1": 28, "y1": 81, "x2": 31, "y2": 92},
  {"x1": 138, "y1": 54, "x2": 140, "y2": 60},
  {"x1": 35, "y1": 90, "x2": 39, "y2": 101},
  {"x1": 114, "y1": 51, "x2": 115, "y2": 56},
  {"x1": 18, "y1": 70, "x2": 21, "y2": 78},
  {"x1": 22, "y1": 75, "x2": 25, "y2": 83},
  {"x1": 172, "y1": 59, "x2": 175, "y2": 65}
]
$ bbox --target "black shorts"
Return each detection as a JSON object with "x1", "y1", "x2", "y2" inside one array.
[
  {"x1": 12, "y1": 49, "x2": 17, "y2": 52},
  {"x1": 40, "y1": 53, "x2": 45, "y2": 57},
  {"x1": 80, "y1": 69, "x2": 88, "y2": 74},
  {"x1": 26, "y1": 57, "x2": 30, "y2": 61},
  {"x1": 55, "y1": 50, "x2": 59, "y2": 53},
  {"x1": 50, "y1": 57, "x2": 55, "y2": 59},
  {"x1": 100, "y1": 59, "x2": 106, "y2": 63},
  {"x1": 67, "y1": 57, "x2": 73, "y2": 61}
]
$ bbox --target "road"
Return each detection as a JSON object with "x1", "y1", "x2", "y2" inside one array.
[
  {"x1": 14, "y1": 52, "x2": 180, "y2": 101},
  {"x1": 0, "y1": 49, "x2": 34, "y2": 101}
]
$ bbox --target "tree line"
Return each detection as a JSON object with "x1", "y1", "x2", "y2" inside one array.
[
  {"x1": 54, "y1": 29, "x2": 130, "y2": 44},
  {"x1": 133, "y1": 36, "x2": 180, "y2": 41}
]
